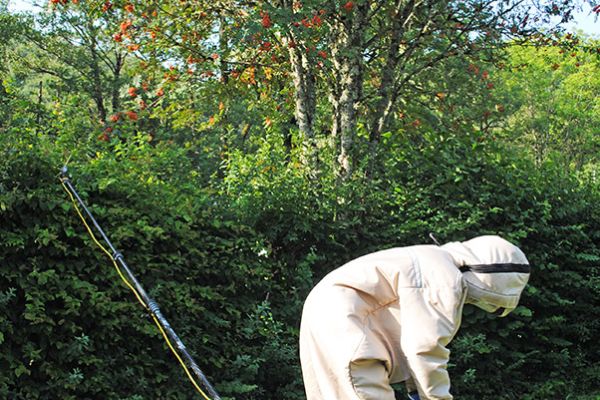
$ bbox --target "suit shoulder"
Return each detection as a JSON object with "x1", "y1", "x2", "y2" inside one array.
[{"x1": 410, "y1": 245, "x2": 462, "y2": 289}]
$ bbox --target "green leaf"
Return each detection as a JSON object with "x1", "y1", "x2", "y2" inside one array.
[
  {"x1": 513, "y1": 306, "x2": 533, "y2": 318},
  {"x1": 14, "y1": 364, "x2": 29, "y2": 378}
]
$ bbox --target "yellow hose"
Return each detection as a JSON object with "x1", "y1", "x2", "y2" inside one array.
[{"x1": 60, "y1": 179, "x2": 212, "y2": 400}]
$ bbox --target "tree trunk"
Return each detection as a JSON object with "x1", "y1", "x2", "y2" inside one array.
[
  {"x1": 87, "y1": 30, "x2": 107, "y2": 123},
  {"x1": 330, "y1": 3, "x2": 369, "y2": 179},
  {"x1": 336, "y1": 55, "x2": 362, "y2": 178},
  {"x1": 111, "y1": 51, "x2": 123, "y2": 114},
  {"x1": 370, "y1": 0, "x2": 413, "y2": 148},
  {"x1": 36, "y1": 81, "x2": 43, "y2": 126},
  {"x1": 219, "y1": 17, "x2": 229, "y2": 83},
  {"x1": 287, "y1": 41, "x2": 316, "y2": 141},
  {"x1": 279, "y1": 0, "x2": 317, "y2": 172}
]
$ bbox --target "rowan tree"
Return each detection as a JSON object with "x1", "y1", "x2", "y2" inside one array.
[
  {"x1": 51, "y1": 0, "x2": 599, "y2": 177},
  {"x1": 11, "y1": 0, "x2": 134, "y2": 126}
]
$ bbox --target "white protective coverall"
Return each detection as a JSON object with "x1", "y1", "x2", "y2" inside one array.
[{"x1": 299, "y1": 235, "x2": 530, "y2": 400}]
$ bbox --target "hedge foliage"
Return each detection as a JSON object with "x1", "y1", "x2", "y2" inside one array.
[
  {"x1": 1, "y1": 131, "x2": 599, "y2": 399},
  {"x1": 0, "y1": 131, "x2": 303, "y2": 399}
]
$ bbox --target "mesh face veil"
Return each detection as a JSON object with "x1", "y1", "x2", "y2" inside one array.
[
  {"x1": 466, "y1": 295, "x2": 514, "y2": 317},
  {"x1": 443, "y1": 236, "x2": 531, "y2": 317}
]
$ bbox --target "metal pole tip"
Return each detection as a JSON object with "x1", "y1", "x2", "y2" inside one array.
[
  {"x1": 429, "y1": 232, "x2": 441, "y2": 246},
  {"x1": 60, "y1": 166, "x2": 71, "y2": 181}
]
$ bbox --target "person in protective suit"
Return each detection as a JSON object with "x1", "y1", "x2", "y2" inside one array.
[{"x1": 299, "y1": 235, "x2": 531, "y2": 400}]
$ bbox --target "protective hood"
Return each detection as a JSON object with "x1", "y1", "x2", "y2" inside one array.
[{"x1": 442, "y1": 235, "x2": 530, "y2": 316}]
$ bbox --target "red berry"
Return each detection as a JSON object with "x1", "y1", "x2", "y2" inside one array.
[
  {"x1": 261, "y1": 11, "x2": 272, "y2": 28},
  {"x1": 120, "y1": 20, "x2": 132, "y2": 33}
]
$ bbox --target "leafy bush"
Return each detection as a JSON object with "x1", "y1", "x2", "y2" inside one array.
[
  {"x1": 0, "y1": 130, "x2": 309, "y2": 399},
  {"x1": 218, "y1": 129, "x2": 600, "y2": 399},
  {"x1": 1, "y1": 91, "x2": 598, "y2": 400}
]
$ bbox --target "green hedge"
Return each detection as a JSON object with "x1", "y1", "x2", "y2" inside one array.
[
  {"x1": 1, "y1": 129, "x2": 598, "y2": 399},
  {"x1": 0, "y1": 132, "x2": 306, "y2": 400},
  {"x1": 220, "y1": 129, "x2": 600, "y2": 399}
]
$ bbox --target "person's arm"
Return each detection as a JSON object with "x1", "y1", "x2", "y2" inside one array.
[{"x1": 399, "y1": 287, "x2": 463, "y2": 399}]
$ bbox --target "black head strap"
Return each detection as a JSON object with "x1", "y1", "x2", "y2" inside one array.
[{"x1": 460, "y1": 263, "x2": 531, "y2": 274}]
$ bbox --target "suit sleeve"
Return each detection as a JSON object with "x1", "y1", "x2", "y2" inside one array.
[{"x1": 399, "y1": 286, "x2": 464, "y2": 400}]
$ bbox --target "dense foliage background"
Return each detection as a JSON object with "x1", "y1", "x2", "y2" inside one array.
[{"x1": 1, "y1": 0, "x2": 599, "y2": 399}]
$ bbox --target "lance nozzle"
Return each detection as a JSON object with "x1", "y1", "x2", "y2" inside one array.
[{"x1": 60, "y1": 166, "x2": 69, "y2": 180}]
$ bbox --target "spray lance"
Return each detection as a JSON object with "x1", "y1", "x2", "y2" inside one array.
[{"x1": 59, "y1": 166, "x2": 221, "y2": 400}]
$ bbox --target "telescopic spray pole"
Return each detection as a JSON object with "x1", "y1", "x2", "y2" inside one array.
[{"x1": 59, "y1": 166, "x2": 221, "y2": 400}]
